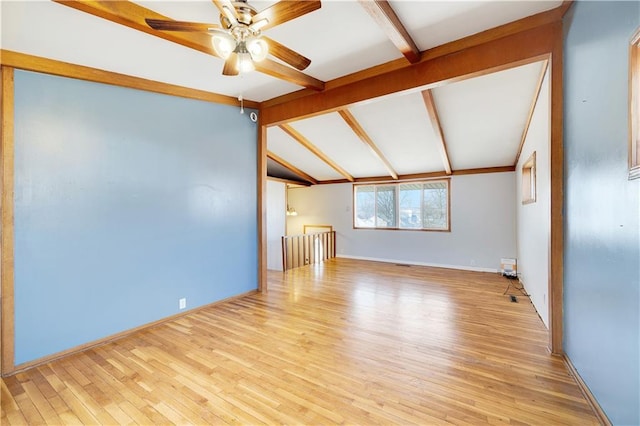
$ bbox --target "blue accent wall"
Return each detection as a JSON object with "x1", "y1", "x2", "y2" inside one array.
[
  {"x1": 13, "y1": 71, "x2": 258, "y2": 364},
  {"x1": 564, "y1": 2, "x2": 639, "y2": 424}
]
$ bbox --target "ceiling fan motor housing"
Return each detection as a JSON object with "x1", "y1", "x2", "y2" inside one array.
[{"x1": 221, "y1": 1, "x2": 257, "y2": 29}]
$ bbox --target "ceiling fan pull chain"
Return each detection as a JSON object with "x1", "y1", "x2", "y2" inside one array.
[{"x1": 238, "y1": 94, "x2": 244, "y2": 114}]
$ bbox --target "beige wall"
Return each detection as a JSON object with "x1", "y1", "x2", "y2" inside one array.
[
  {"x1": 516, "y1": 71, "x2": 550, "y2": 328},
  {"x1": 266, "y1": 180, "x2": 286, "y2": 271},
  {"x1": 287, "y1": 172, "x2": 516, "y2": 272}
]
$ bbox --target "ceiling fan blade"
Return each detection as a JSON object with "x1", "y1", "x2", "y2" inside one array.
[
  {"x1": 145, "y1": 19, "x2": 220, "y2": 32},
  {"x1": 262, "y1": 36, "x2": 311, "y2": 71},
  {"x1": 222, "y1": 52, "x2": 239, "y2": 76},
  {"x1": 212, "y1": 0, "x2": 239, "y2": 25},
  {"x1": 252, "y1": 1, "x2": 321, "y2": 31}
]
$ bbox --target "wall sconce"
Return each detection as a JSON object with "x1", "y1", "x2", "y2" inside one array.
[{"x1": 286, "y1": 205, "x2": 298, "y2": 216}]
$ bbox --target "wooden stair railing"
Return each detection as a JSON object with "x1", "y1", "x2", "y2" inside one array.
[{"x1": 282, "y1": 231, "x2": 336, "y2": 271}]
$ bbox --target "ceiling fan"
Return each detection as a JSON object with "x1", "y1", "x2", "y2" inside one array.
[{"x1": 145, "y1": 0, "x2": 321, "y2": 76}]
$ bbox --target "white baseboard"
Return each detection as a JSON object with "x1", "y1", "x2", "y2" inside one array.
[{"x1": 336, "y1": 254, "x2": 499, "y2": 273}]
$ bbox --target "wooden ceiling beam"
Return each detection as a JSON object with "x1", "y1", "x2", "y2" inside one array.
[
  {"x1": 338, "y1": 109, "x2": 398, "y2": 180},
  {"x1": 358, "y1": 1, "x2": 421, "y2": 64},
  {"x1": 279, "y1": 124, "x2": 354, "y2": 182},
  {"x1": 53, "y1": 1, "x2": 214, "y2": 54},
  {"x1": 53, "y1": 0, "x2": 325, "y2": 91},
  {"x1": 318, "y1": 165, "x2": 516, "y2": 185},
  {"x1": 266, "y1": 176, "x2": 312, "y2": 187},
  {"x1": 261, "y1": 4, "x2": 567, "y2": 113},
  {"x1": 421, "y1": 90, "x2": 452, "y2": 175},
  {"x1": 514, "y1": 60, "x2": 549, "y2": 165},
  {"x1": 262, "y1": 21, "x2": 554, "y2": 125},
  {"x1": 267, "y1": 151, "x2": 318, "y2": 185}
]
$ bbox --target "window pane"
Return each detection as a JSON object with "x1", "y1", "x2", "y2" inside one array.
[
  {"x1": 354, "y1": 186, "x2": 375, "y2": 227},
  {"x1": 375, "y1": 185, "x2": 396, "y2": 227},
  {"x1": 399, "y1": 183, "x2": 422, "y2": 229},
  {"x1": 354, "y1": 180, "x2": 449, "y2": 231},
  {"x1": 423, "y1": 182, "x2": 447, "y2": 229},
  {"x1": 521, "y1": 152, "x2": 536, "y2": 204}
]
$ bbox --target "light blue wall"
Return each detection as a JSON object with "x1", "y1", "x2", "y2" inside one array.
[
  {"x1": 13, "y1": 71, "x2": 258, "y2": 364},
  {"x1": 564, "y1": 2, "x2": 639, "y2": 424}
]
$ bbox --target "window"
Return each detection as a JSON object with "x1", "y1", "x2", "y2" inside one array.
[
  {"x1": 354, "y1": 180, "x2": 450, "y2": 231},
  {"x1": 522, "y1": 151, "x2": 536, "y2": 204},
  {"x1": 630, "y1": 27, "x2": 640, "y2": 179}
]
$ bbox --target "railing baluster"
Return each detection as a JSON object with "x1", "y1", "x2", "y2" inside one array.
[
  {"x1": 332, "y1": 231, "x2": 336, "y2": 257},
  {"x1": 281, "y1": 236, "x2": 286, "y2": 272},
  {"x1": 323, "y1": 233, "x2": 327, "y2": 261},
  {"x1": 306, "y1": 235, "x2": 310, "y2": 265},
  {"x1": 325, "y1": 233, "x2": 329, "y2": 261},
  {"x1": 292, "y1": 237, "x2": 297, "y2": 269}
]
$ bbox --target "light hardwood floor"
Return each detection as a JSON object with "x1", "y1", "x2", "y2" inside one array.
[{"x1": 1, "y1": 258, "x2": 599, "y2": 425}]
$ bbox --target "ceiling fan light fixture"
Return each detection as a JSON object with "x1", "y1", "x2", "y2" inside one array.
[
  {"x1": 246, "y1": 36, "x2": 269, "y2": 62},
  {"x1": 144, "y1": 0, "x2": 319, "y2": 77},
  {"x1": 211, "y1": 32, "x2": 236, "y2": 59},
  {"x1": 237, "y1": 51, "x2": 256, "y2": 73}
]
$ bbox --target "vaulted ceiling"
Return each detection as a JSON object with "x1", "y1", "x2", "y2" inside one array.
[{"x1": 1, "y1": 1, "x2": 563, "y2": 184}]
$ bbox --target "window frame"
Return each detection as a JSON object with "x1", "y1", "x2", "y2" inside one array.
[
  {"x1": 521, "y1": 151, "x2": 537, "y2": 205},
  {"x1": 630, "y1": 27, "x2": 640, "y2": 180},
  {"x1": 352, "y1": 178, "x2": 451, "y2": 232}
]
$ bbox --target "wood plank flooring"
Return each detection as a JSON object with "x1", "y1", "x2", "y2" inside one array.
[{"x1": 1, "y1": 258, "x2": 599, "y2": 425}]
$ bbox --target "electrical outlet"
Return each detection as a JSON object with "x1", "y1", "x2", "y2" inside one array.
[{"x1": 179, "y1": 298, "x2": 186, "y2": 310}]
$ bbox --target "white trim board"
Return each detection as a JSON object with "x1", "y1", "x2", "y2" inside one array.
[{"x1": 336, "y1": 254, "x2": 499, "y2": 273}]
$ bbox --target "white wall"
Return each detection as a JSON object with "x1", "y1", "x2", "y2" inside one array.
[
  {"x1": 287, "y1": 172, "x2": 516, "y2": 272},
  {"x1": 266, "y1": 180, "x2": 286, "y2": 271},
  {"x1": 516, "y1": 71, "x2": 550, "y2": 327}
]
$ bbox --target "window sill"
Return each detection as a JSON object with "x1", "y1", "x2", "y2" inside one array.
[{"x1": 353, "y1": 226, "x2": 451, "y2": 233}]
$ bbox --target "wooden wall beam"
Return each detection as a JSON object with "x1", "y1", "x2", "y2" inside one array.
[
  {"x1": 0, "y1": 50, "x2": 259, "y2": 109},
  {"x1": 1, "y1": 66, "x2": 15, "y2": 375},
  {"x1": 549, "y1": 21, "x2": 564, "y2": 354},
  {"x1": 257, "y1": 117, "x2": 267, "y2": 293}
]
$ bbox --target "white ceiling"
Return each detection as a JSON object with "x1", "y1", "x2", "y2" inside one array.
[
  {"x1": 349, "y1": 92, "x2": 445, "y2": 175},
  {"x1": 434, "y1": 61, "x2": 545, "y2": 170},
  {"x1": 269, "y1": 61, "x2": 548, "y2": 182},
  {"x1": 1, "y1": 0, "x2": 557, "y2": 183}
]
